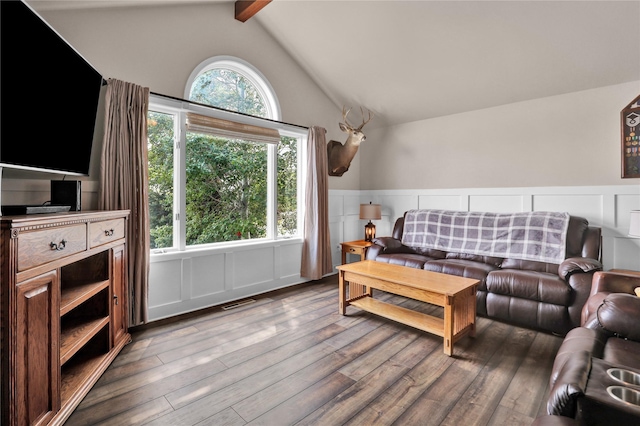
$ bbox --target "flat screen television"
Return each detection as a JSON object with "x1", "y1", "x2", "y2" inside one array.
[{"x1": 1, "y1": 0, "x2": 103, "y2": 176}]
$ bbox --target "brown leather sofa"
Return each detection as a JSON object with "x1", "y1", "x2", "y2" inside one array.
[
  {"x1": 366, "y1": 212, "x2": 602, "y2": 335},
  {"x1": 544, "y1": 271, "x2": 640, "y2": 424}
]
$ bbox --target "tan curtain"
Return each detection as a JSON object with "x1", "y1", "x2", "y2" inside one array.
[
  {"x1": 99, "y1": 79, "x2": 150, "y2": 326},
  {"x1": 300, "y1": 126, "x2": 332, "y2": 279}
]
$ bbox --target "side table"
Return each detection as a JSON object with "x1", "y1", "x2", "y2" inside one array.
[{"x1": 341, "y1": 239, "x2": 373, "y2": 264}]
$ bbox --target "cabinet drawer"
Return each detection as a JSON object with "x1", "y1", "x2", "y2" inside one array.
[
  {"x1": 89, "y1": 218, "x2": 125, "y2": 248},
  {"x1": 18, "y1": 224, "x2": 87, "y2": 271}
]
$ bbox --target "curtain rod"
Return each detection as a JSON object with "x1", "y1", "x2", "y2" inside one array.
[{"x1": 149, "y1": 91, "x2": 309, "y2": 131}]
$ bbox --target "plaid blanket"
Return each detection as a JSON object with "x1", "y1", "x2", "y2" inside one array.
[{"x1": 401, "y1": 210, "x2": 570, "y2": 264}]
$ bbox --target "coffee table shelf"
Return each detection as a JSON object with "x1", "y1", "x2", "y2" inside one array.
[{"x1": 349, "y1": 297, "x2": 445, "y2": 336}]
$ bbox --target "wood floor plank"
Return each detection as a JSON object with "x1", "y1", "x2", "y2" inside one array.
[
  {"x1": 440, "y1": 326, "x2": 538, "y2": 425},
  {"x1": 67, "y1": 359, "x2": 228, "y2": 425},
  {"x1": 296, "y1": 355, "x2": 414, "y2": 425},
  {"x1": 231, "y1": 322, "x2": 414, "y2": 422},
  {"x1": 338, "y1": 327, "x2": 419, "y2": 381},
  {"x1": 162, "y1": 323, "x2": 347, "y2": 411},
  {"x1": 246, "y1": 371, "x2": 355, "y2": 426},
  {"x1": 496, "y1": 330, "x2": 563, "y2": 419},
  {"x1": 90, "y1": 397, "x2": 173, "y2": 426},
  {"x1": 194, "y1": 407, "x2": 247, "y2": 426},
  {"x1": 391, "y1": 321, "x2": 515, "y2": 425},
  {"x1": 149, "y1": 343, "x2": 339, "y2": 425}
]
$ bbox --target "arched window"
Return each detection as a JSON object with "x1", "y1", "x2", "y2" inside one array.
[
  {"x1": 185, "y1": 56, "x2": 281, "y2": 120},
  {"x1": 147, "y1": 57, "x2": 302, "y2": 251}
]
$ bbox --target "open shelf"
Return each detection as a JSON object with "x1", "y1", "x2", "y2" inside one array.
[
  {"x1": 60, "y1": 316, "x2": 110, "y2": 366},
  {"x1": 60, "y1": 280, "x2": 110, "y2": 316},
  {"x1": 350, "y1": 297, "x2": 445, "y2": 336}
]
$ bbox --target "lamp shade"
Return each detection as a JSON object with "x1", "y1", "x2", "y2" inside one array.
[
  {"x1": 360, "y1": 203, "x2": 381, "y2": 220},
  {"x1": 630, "y1": 210, "x2": 640, "y2": 238}
]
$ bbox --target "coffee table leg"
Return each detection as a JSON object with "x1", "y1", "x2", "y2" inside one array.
[
  {"x1": 444, "y1": 298, "x2": 454, "y2": 356},
  {"x1": 339, "y1": 271, "x2": 347, "y2": 315}
]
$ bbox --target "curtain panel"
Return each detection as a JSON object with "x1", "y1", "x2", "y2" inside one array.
[
  {"x1": 300, "y1": 126, "x2": 332, "y2": 280},
  {"x1": 99, "y1": 78, "x2": 150, "y2": 326}
]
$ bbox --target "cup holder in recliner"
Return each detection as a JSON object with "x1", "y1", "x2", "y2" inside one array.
[
  {"x1": 607, "y1": 368, "x2": 640, "y2": 387},
  {"x1": 607, "y1": 386, "x2": 640, "y2": 406}
]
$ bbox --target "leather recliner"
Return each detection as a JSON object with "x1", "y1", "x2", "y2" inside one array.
[{"x1": 545, "y1": 271, "x2": 640, "y2": 424}]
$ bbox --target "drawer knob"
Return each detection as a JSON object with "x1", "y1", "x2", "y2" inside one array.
[
  {"x1": 49, "y1": 239, "x2": 67, "y2": 251},
  {"x1": 105, "y1": 229, "x2": 115, "y2": 237}
]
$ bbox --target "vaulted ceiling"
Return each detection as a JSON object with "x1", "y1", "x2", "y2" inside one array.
[{"x1": 28, "y1": 0, "x2": 640, "y2": 128}]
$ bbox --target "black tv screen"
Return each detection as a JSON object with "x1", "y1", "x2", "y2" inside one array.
[{"x1": 1, "y1": 0, "x2": 103, "y2": 176}]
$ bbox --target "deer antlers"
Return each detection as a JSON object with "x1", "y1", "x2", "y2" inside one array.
[{"x1": 342, "y1": 106, "x2": 373, "y2": 132}]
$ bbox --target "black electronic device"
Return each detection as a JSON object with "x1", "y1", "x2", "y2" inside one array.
[
  {"x1": 0, "y1": 1, "x2": 103, "y2": 176},
  {"x1": 1, "y1": 205, "x2": 71, "y2": 216},
  {"x1": 51, "y1": 180, "x2": 81, "y2": 211}
]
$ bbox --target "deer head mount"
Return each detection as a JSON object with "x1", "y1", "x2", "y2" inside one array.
[{"x1": 327, "y1": 106, "x2": 373, "y2": 176}]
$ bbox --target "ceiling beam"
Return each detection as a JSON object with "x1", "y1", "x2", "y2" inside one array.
[{"x1": 235, "y1": 0, "x2": 272, "y2": 23}]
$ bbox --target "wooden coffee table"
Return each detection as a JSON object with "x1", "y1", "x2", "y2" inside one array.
[{"x1": 336, "y1": 260, "x2": 479, "y2": 356}]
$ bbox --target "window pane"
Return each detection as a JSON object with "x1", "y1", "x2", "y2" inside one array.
[
  {"x1": 277, "y1": 136, "x2": 298, "y2": 237},
  {"x1": 185, "y1": 132, "x2": 267, "y2": 245},
  {"x1": 148, "y1": 111, "x2": 175, "y2": 249},
  {"x1": 189, "y1": 68, "x2": 267, "y2": 118}
]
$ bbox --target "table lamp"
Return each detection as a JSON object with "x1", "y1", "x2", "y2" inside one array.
[
  {"x1": 630, "y1": 210, "x2": 640, "y2": 237},
  {"x1": 360, "y1": 202, "x2": 381, "y2": 242}
]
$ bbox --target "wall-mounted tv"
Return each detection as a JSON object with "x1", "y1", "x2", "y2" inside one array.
[{"x1": 1, "y1": 0, "x2": 103, "y2": 176}]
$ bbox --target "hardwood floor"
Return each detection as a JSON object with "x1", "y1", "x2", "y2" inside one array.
[{"x1": 66, "y1": 275, "x2": 561, "y2": 426}]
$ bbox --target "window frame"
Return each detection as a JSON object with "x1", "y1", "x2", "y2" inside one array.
[
  {"x1": 185, "y1": 55, "x2": 281, "y2": 121},
  {"x1": 148, "y1": 95, "x2": 306, "y2": 255}
]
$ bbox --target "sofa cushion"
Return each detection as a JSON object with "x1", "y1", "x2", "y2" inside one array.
[
  {"x1": 374, "y1": 253, "x2": 432, "y2": 269},
  {"x1": 501, "y1": 258, "x2": 559, "y2": 274},
  {"x1": 485, "y1": 293, "x2": 571, "y2": 334},
  {"x1": 487, "y1": 270, "x2": 571, "y2": 305},
  {"x1": 423, "y1": 259, "x2": 497, "y2": 291},
  {"x1": 410, "y1": 246, "x2": 447, "y2": 259},
  {"x1": 445, "y1": 252, "x2": 503, "y2": 267}
]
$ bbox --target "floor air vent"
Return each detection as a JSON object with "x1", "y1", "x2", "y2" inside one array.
[{"x1": 221, "y1": 299, "x2": 257, "y2": 310}]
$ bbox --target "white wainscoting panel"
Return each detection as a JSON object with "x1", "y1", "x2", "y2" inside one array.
[
  {"x1": 191, "y1": 253, "x2": 226, "y2": 298},
  {"x1": 469, "y1": 195, "x2": 526, "y2": 213},
  {"x1": 148, "y1": 258, "x2": 183, "y2": 307},
  {"x1": 233, "y1": 247, "x2": 275, "y2": 288},
  {"x1": 148, "y1": 239, "x2": 303, "y2": 321},
  {"x1": 418, "y1": 194, "x2": 464, "y2": 211},
  {"x1": 533, "y1": 194, "x2": 604, "y2": 226}
]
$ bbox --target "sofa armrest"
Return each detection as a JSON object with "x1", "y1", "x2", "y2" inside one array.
[
  {"x1": 366, "y1": 237, "x2": 416, "y2": 261},
  {"x1": 558, "y1": 257, "x2": 602, "y2": 281},
  {"x1": 372, "y1": 236, "x2": 403, "y2": 250},
  {"x1": 595, "y1": 293, "x2": 640, "y2": 341},
  {"x1": 581, "y1": 271, "x2": 640, "y2": 324},
  {"x1": 547, "y1": 350, "x2": 591, "y2": 417},
  {"x1": 590, "y1": 271, "x2": 640, "y2": 296}
]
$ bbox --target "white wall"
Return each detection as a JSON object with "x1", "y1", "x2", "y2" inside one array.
[{"x1": 361, "y1": 81, "x2": 640, "y2": 190}]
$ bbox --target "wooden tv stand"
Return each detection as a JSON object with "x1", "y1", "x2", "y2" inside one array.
[{"x1": 0, "y1": 210, "x2": 131, "y2": 426}]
